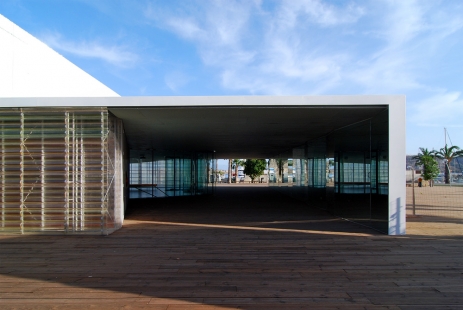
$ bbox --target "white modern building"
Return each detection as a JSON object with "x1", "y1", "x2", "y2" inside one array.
[{"x1": 0, "y1": 14, "x2": 406, "y2": 235}]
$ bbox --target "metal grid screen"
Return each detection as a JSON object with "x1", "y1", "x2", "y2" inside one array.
[{"x1": 0, "y1": 108, "x2": 125, "y2": 234}]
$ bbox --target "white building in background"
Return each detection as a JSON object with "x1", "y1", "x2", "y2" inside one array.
[
  {"x1": 0, "y1": 14, "x2": 406, "y2": 235},
  {"x1": 0, "y1": 14, "x2": 118, "y2": 97}
]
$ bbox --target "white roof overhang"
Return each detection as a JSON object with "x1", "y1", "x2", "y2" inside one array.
[{"x1": 0, "y1": 96, "x2": 404, "y2": 158}]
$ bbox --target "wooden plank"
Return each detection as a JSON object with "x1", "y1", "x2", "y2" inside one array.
[{"x1": 0, "y1": 186, "x2": 462, "y2": 309}]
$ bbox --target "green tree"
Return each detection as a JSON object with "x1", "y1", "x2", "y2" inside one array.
[
  {"x1": 420, "y1": 155, "x2": 439, "y2": 186},
  {"x1": 231, "y1": 159, "x2": 244, "y2": 183},
  {"x1": 243, "y1": 159, "x2": 267, "y2": 183},
  {"x1": 413, "y1": 148, "x2": 434, "y2": 177},
  {"x1": 432, "y1": 144, "x2": 463, "y2": 184}
]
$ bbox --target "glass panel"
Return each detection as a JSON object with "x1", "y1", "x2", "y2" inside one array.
[
  {"x1": 306, "y1": 138, "x2": 327, "y2": 209},
  {"x1": 1, "y1": 112, "x2": 21, "y2": 232},
  {"x1": 128, "y1": 151, "x2": 213, "y2": 199},
  {"x1": 268, "y1": 159, "x2": 277, "y2": 185},
  {"x1": 292, "y1": 146, "x2": 307, "y2": 202},
  {"x1": 337, "y1": 151, "x2": 370, "y2": 219},
  {"x1": 370, "y1": 109, "x2": 389, "y2": 232},
  {"x1": 165, "y1": 157, "x2": 175, "y2": 195},
  {"x1": 267, "y1": 107, "x2": 389, "y2": 234},
  {"x1": 330, "y1": 118, "x2": 371, "y2": 221}
]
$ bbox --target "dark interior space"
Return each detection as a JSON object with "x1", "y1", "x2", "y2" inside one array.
[{"x1": 126, "y1": 185, "x2": 380, "y2": 235}]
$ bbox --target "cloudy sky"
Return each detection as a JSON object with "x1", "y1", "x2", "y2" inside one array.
[{"x1": 1, "y1": 0, "x2": 462, "y2": 154}]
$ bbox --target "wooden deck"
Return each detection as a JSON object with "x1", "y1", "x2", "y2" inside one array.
[{"x1": 1, "y1": 185, "x2": 462, "y2": 309}]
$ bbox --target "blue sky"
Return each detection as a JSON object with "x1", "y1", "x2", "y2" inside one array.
[{"x1": 1, "y1": 0, "x2": 463, "y2": 156}]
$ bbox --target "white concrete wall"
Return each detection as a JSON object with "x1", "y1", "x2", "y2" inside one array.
[
  {"x1": 388, "y1": 97, "x2": 407, "y2": 235},
  {"x1": 0, "y1": 14, "x2": 119, "y2": 98}
]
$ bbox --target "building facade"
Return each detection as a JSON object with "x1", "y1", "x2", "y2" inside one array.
[{"x1": 0, "y1": 15, "x2": 406, "y2": 236}]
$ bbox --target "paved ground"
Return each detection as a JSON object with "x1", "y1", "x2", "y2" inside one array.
[
  {"x1": 406, "y1": 185, "x2": 463, "y2": 220},
  {"x1": 406, "y1": 185, "x2": 463, "y2": 237},
  {"x1": 0, "y1": 185, "x2": 462, "y2": 309}
]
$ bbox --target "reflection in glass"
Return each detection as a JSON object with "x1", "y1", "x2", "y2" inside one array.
[
  {"x1": 269, "y1": 107, "x2": 389, "y2": 233},
  {"x1": 128, "y1": 151, "x2": 214, "y2": 199}
]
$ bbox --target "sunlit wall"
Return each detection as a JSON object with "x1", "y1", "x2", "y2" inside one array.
[{"x1": 0, "y1": 108, "x2": 126, "y2": 234}]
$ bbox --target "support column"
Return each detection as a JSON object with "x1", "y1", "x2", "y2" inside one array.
[
  {"x1": 138, "y1": 159, "x2": 142, "y2": 186},
  {"x1": 215, "y1": 158, "x2": 218, "y2": 185},
  {"x1": 173, "y1": 157, "x2": 176, "y2": 197},
  {"x1": 71, "y1": 114, "x2": 77, "y2": 232},
  {"x1": 100, "y1": 111, "x2": 106, "y2": 235},
  {"x1": 19, "y1": 111, "x2": 25, "y2": 234},
  {"x1": 64, "y1": 112, "x2": 70, "y2": 233},
  {"x1": 151, "y1": 149, "x2": 154, "y2": 197},
  {"x1": 41, "y1": 120, "x2": 45, "y2": 230},
  {"x1": 388, "y1": 101, "x2": 406, "y2": 235},
  {"x1": 1, "y1": 119, "x2": 4, "y2": 229},
  {"x1": 80, "y1": 127, "x2": 85, "y2": 231}
]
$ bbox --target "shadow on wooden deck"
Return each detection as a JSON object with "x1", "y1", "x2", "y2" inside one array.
[{"x1": 1, "y1": 186, "x2": 462, "y2": 309}]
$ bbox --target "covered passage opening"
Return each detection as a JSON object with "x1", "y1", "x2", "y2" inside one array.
[
  {"x1": 107, "y1": 96, "x2": 404, "y2": 235},
  {"x1": 0, "y1": 95, "x2": 405, "y2": 235}
]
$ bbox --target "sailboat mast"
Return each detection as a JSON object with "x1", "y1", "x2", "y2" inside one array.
[{"x1": 444, "y1": 127, "x2": 447, "y2": 146}]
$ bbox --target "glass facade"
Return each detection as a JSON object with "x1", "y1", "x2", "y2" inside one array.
[
  {"x1": 128, "y1": 150, "x2": 215, "y2": 199},
  {"x1": 270, "y1": 108, "x2": 389, "y2": 233},
  {"x1": 0, "y1": 103, "x2": 394, "y2": 235},
  {"x1": 0, "y1": 107, "x2": 215, "y2": 235},
  {"x1": 0, "y1": 108, "x2": 126, "y2": 234}
]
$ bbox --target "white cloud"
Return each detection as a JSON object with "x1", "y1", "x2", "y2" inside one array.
[
  {"x1": 343, "y1": 1, "x2": 463, "y2": 93},
  {"x1": 143, "y1": 0, "x2": 463, "y2": 95},
  {"x1": 410, "y1": 92, "x2": 463, "y2": 127},
  {"x1": 144, "y1": 0, "x2": 360, "y2": 94},
  {"x1": 41, "y1": 32, "x2": 138, "y2": 68},
  {"x1": 382, "y1": 0, "x2": 425, "y2": 46},
  {"x1": 279, "y1": 0, "x2": 364, "y2": 28},
  {"x1": 165, "y1": 18, "x2": 204, "y2": 40}
]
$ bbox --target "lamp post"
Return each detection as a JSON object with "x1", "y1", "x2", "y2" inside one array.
[{"x1": 407, "y1": 166, "x2": 416, "y2": 215}]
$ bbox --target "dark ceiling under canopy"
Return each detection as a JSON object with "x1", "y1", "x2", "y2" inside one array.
[{"x1": 109, "y1": 105, "x2": 387, "y2": 158}]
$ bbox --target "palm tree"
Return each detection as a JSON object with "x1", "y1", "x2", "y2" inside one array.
[
  {"x1": 231, "y1": 159, "x2": 244, "y2": 183},
  {"x1": 432, "y1": 145, "x2": 463, "y2": 184},
  {"x1": 228, "y1": 159, "x2": 232, "y2": 184}
]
